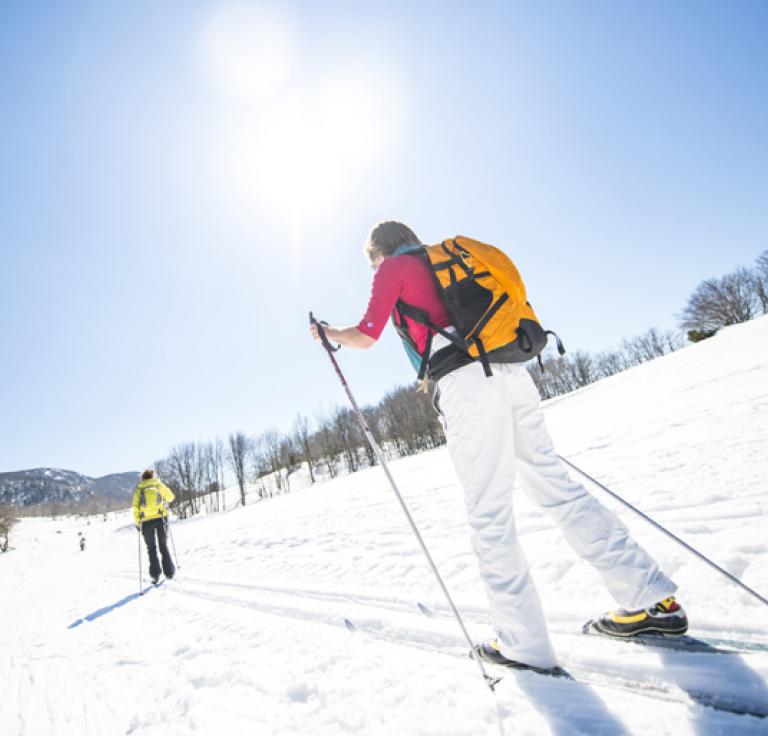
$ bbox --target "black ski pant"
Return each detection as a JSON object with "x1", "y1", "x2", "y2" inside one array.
[{"x1": 141, "y1": 517, "x2": 175, "y2": 580}]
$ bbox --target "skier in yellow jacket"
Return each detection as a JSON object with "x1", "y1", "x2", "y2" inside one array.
[{"x1": 133, "y1": 469, "x2": 176, "y2": 584}]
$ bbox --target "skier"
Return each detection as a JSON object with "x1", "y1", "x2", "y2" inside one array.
[
  {"x1": 310, "y1": 220, "x2": 688, "y2": 671},
  {"x1": 133, "y1": 469, "x2": 175, "y2": 585},
  {"x1": 79, "y1": 535, "x2": 85, "y2": 552}
]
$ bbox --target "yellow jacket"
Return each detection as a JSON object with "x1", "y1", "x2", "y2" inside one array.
[{"x1": 133, "y1": 478, "x2": 175, "y2": 526}]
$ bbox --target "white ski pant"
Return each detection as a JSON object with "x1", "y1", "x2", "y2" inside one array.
[{"x1": 436, "y1": 360, "x2": 677, "y2": 668}]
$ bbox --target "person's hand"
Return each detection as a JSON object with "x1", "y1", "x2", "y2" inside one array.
[
  {"x1": 311, "y1": 322, "x2": 340, "y2": 344},
  {"x1": 310, "y1": 322, "x2": 324, "y2": 342}
]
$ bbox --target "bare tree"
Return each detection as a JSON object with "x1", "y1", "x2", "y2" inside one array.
[
  {"x1": 165, "y1": 443, "x2": 201, "y2": 518},
  {"x1": 250, "y1": 435, "x2": 272, "y2": 499},
  {"x1": 594, "y1": 350, "x2": 628, "y2": 379},
  {"x1": 377, "y1": 383, "x2": 444, "y2": 457},
  {"x1": 566, "y1": 350, "x2": 595, "y2": 389},
  {"x1": 228, "y1": 431, "x2": 251, "y2": 506},
  {"x1": 0, "y1": 505, "x2": 19, "y2": 552},
  {"x1": 212, "y1": 437, "x2": 226, "y2": 511},
  {"x1": 293, "y1": 414, "x2": 316, "y2": 484},
  {"x1": 621, "y1": 327, "x2": 681, "y2": 365},
  {"x1": 679, "y1": 267, "x2": 760, "y2": 334},
  {"x1": 332, "y1": 407, "x2": 361, "y2": 471},
  {"x1": 199, "y1": 440, "x2": 225, "y2": 513},
  {"x1": 261, "y1": 429, "x2": 284, "y2": 492},
  {"x1": 313, "y1": 412, "x2": 341, "y2": 479},
  {"x1": 360, "y1": 406, "x2": 380, "y2": 466},
  {"x1": 754, "y1": 249, "x2": 768, "y2": 313},
  {"x1": 279, "y1": 435, "x2": 302, "y2": 492}
]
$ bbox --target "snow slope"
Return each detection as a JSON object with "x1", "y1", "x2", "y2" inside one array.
[{"x1": 2, "y1": 316, "x2": 768, "y2": 735}]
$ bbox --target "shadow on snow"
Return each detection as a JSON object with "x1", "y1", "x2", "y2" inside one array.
[{"x1": 67, "y1": 586, "x2": 156, "y2": 629}]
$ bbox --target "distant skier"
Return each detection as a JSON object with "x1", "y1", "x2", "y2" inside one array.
[
  {"x1": 133, "y1": 469, "x2": 176, "y2": 585},
  {"x1": 79, "y1": 535, "x2": 86, "y2": 552},
  {"x1": 311, "y1": 221, "x2": 688, "y2": 671}
]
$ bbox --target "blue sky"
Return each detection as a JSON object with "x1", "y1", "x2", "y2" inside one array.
[{"x1": 1, "y1": 1, "x2": 766, "y2": 477}]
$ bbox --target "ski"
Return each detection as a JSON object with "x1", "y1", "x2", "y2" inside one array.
[
  {"x1": 472, "y1": 646, "x2": 573, "y2": 680},
  {"x1": 345, "y1": 614, "x2": 767, "y2": 718},
  {"x1": 344, "y1": 617, "x2": 569, "y2": 681},
  {"x1": 140, "y1": 579, "x2": 165, "y2": 595},
  {"x1": 582, "y1": 618, "x2": 740, "y2": 654},
  {"x1": 419, "y1": 601, "x2": 764, "y2": 656}
]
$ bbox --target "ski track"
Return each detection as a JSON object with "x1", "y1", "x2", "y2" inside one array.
[
  {"x1": 143, "y1": 574, "x2": 768, "y2": 717},
  {"x1": 95, "y1": 567, "x2": 768, "y2": 721},
  {"x1": 4, "y1": 317, "x2": 768, "y2": 735}
]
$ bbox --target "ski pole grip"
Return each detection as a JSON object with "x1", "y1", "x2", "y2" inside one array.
[{"x1": 309, "y1": 311, "x2": 340, "y2": 353}]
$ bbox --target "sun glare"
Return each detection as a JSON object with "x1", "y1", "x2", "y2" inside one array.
[
  {"x1": 200, "y1": 3, "x2": 297, "y2": 104},
  {"x1": 226, "y1": 72, "x2": 404, "y2": 219},
  {"x1": 200, "y1": 6, "x2": 405, "y2": 221}
]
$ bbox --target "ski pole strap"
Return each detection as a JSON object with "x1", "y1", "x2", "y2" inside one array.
[{"x1": 309, "y1": 311, "x2": 340, "y2": 353}]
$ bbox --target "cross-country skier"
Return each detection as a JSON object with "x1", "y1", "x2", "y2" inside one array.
[
  {"x1": 310, "y1": 220, "x2": 688, "y2": 671},
  {"x1": 133, "y1": 469, "x2": 175, "y2": 585},
  {"x1": 79, "y1": 535, "x2": 85, "y2": 551}
]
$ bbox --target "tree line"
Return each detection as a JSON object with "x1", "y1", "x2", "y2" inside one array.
[
  {"x1": 528, "y1": 327, "x2": 685, "y2": 400},
  {"x1": 529, "y1": 248, "x2": 767, "y2": 399},
  {"x1": 154, "y1": 383, "x2": 444, "y2": 517},
  {"x1": 679, "y1": 249, "x2": 768, "y2": 341}
]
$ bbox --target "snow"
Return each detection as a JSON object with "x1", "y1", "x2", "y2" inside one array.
[{"x1": 2, "y1": 316, "x2": 768, "y2": 735}]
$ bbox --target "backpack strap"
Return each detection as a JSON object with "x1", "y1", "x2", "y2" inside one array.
[
  {"x1": 546, "y1": 330, "x2": 566, "y2": 356},
  {"x1": 535, "y1": 330, "x2": 567, "y2": 373},
  {"x1": 418, "y1": 331, "x2": 433, "y2": 381},
  {"x1": 396, "y1": 300, "x2": 465, "y2": 348},
  {"x1": 394, "y1": 300, "x2": 469, "y2": 380},
  {"x1": 473, "y1": 338, "x2": 493, "y2": 377}
]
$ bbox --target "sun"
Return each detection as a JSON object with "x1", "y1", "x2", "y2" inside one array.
[
  {"x1": 200, "y1": 6, "x2": 405, "y2": 220},
  {"x1": 244, "y1": 74, "x2": 404, "y2": 217}
]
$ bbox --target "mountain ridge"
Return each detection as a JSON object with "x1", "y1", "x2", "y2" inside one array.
[{"x1": 0, "y1": 468, "x2": 139, "y2": 510}]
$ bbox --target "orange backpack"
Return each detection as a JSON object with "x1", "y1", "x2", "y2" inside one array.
[{"x1": 393, "y1": 236, "x2": 564, "y2": 381}]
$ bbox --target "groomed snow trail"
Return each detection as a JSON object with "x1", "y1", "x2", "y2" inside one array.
[{"x1": 2, "y1": 317, "x2": 768, "y2": 735}]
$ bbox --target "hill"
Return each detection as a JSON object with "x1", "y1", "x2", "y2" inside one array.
[
  {"x1": 2, "y1": 316, "x2": 767, "y2": 734},
  {"x1": 0, "y1": 468, "x2": 137, "y2": 511}
]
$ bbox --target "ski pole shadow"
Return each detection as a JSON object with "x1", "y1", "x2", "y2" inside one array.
[
  {"x1": 503, "y1": 668, "x2": 630, "y2": 735},
  {"x1": 67, "y1": 590, "x2": 144, "y2": 629},
  {"x1": 655, "y1": 645, "x2": 768, "y2": 727}
]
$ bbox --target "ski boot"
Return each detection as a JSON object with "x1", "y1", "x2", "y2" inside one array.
[
  {"x1": 591, "y1": 596, "x2": 688, "y2": 637},
  {"x1": 471, "y1": 639, "x2": 568, "y2": 677}
]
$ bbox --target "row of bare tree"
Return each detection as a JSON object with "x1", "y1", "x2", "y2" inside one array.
[
  {"x1": 528, "y1": 327, "x2": 685, "y2": 400},
  {"x1": 154, "y1": 383, "x2": 444, "y2": 513},
  {"x1": 18, "y1": 496, "x2": 127, "y2": 519},
  {"x1": 155, "y1": 439, "x2": 228, "y2": 519},
  {"x1": 529, "y1": 248, "x2": 768, "y2": 400},
  {"x1": 679, "y1": 249, "x2": 768, "y2": 339}
]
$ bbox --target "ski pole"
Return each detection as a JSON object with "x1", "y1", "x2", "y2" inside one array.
[
  {"x1": 560, "y1": 456, "x2": 768, "y2": 608},
  {"x1": 166, "y1": 516, "x2": 180, "y2": 569},
  {"x1": 138, "y1": 520, "x2": 143, "y2": 596},
  {"x1": 310, "y1": 312, "x2": 501, "y2": 692}
]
